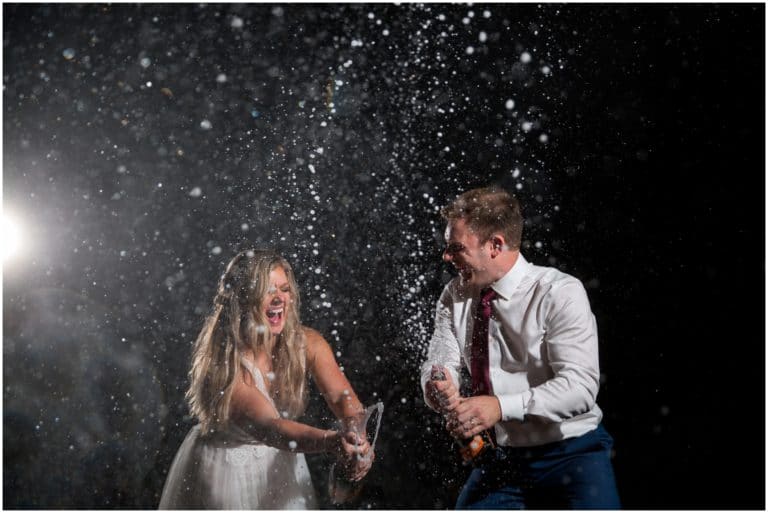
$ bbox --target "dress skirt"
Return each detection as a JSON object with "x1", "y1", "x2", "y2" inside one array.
[{"x1": 159, "y1": 424, "x2": 317, "y2": 510}]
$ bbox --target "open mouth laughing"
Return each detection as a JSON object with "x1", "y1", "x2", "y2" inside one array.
[{"x1": 266, "y1": 306, "x2": 284, "y2": 326}]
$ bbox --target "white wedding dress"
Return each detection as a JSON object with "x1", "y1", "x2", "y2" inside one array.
[{"x1": 159, "y1": 360, "x2": 318, "y2": 509}]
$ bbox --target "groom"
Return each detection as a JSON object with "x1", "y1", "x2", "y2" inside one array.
[{"x1": 421, "y1": 186, "x2": 620, "y2": 509}]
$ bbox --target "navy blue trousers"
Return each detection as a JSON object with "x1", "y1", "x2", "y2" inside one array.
[{"x1": 456, "y1": 424, "x2": 621, "y2": 510}]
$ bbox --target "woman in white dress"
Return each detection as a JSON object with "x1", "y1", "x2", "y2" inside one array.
[{"x1": 159, "y1": 249, "x2": 372, "y2": 509}]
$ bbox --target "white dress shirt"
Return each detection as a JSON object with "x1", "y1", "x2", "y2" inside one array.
[{"x1": 421, "y1": 253, "x2": 602, "y2": 447}]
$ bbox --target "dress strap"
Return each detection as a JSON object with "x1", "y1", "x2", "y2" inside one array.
[{"x1": 239, "y1": 358, "x2": 273, "y2": 402}]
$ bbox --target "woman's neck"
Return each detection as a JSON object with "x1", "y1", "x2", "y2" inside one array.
[{"x1": 242, "y1": 346, "x2": 274, "y2": 370}]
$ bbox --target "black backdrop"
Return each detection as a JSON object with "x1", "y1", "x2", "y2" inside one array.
[{"x1": 3, "y1": 3, "x2": 764, "y2": 510}]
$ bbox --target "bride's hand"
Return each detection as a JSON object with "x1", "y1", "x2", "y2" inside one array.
[
  {"x1": 349, "y1": 448, "x2": 374, "y2": 482},
  {"x1": 336, "y1": 431, "x2": 373, "y2": 481}
]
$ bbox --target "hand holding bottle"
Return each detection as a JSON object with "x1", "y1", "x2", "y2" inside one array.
[
  {"x1": 334, "y1": 412, "x2": 373, "y2": 482},
  {"x1": 328, "y1": 408, "x2": 378, "y2": 504},
  {"x1": 429, "y1": 364, "x2": 495, "y2": 465},
  {"x1": 445, "y1": 395, "x2": 502, "y2": 440},
  {"x1": 426, "y1": 365, "x2": 461, "y2": 414}
]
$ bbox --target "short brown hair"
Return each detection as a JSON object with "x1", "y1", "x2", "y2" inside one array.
[{"x1": 441, "y1": 186, "x2": 524, "y2": 249}]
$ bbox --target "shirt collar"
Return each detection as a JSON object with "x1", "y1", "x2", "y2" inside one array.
[{"x1": 488, "y1": 252, "x2": 530, "y2": 301}]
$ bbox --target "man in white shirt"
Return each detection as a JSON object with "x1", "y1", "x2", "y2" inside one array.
[{"x1": 421, "y1": 186, "x2": 620, "y2": 509}]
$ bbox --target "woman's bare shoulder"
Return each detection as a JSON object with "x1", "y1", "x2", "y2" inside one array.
[
  {"x1": 301, "y1": 325, "x2": 326, "y2": 343},
  {"x1": 301, "y1": 326, "x2": 331, "y2": 362}
]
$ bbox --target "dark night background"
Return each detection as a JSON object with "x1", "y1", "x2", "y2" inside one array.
[{"x1": 2, "y1": 3, "x2": 765, "y2": 510}]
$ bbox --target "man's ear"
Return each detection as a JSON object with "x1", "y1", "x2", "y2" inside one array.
[{"x1": 489, "y1": 234, "x2": 505, "y2": 257}]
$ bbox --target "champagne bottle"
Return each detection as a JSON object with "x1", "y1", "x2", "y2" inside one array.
[
  {"x1": 328, "y1": 402, "x2": 383, "y2": 504},
  {"x1": 328, "y1": 413, "x2": 367, "y2": 505},
  {"x1": 431, "y1": 366, "x2": 495, "y2": 465}
]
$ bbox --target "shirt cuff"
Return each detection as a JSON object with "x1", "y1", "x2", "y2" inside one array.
[{"x1": 496, "y1": 391, "x2": 531, "y2": 422}]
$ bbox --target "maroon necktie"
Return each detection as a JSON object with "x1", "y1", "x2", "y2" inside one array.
[{"x1": 471, "y1": 287, "x2": 497, "y2": 396}]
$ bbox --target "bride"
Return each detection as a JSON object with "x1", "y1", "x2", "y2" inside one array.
[{"x1": 159, "y1": 249, "x2": 373, "y2": 509}]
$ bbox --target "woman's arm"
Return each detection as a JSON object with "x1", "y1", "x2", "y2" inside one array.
[
  {"x1": 304, "y1": 327, "x2": 366, "y2": 422},
  {"x1": 305, "y1": 327, "x2": 373, "y2": 481},
  {"x1": 230, "y1": 368, "x2": 340, "y2": 454}
]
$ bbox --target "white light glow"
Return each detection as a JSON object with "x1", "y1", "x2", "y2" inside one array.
[{"x1": 2, "y1": 214, "x2": 22, "y2": 261}]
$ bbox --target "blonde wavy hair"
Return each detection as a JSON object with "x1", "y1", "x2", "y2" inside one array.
[{"x1": 186, "y1": 249, "x2": 308, "y2": 434}]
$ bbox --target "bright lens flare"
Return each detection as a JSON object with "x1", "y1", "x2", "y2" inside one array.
[{"x1": 2, "y1": 214, "x2": 22, "y2": 261}]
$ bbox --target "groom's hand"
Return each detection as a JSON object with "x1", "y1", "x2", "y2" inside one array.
[
  {"x1": 446, "y1": 395, "x2": 501, "y2": 440},
  {"x1": 425, "y1": 365, "x2": 461, "y2": 414}
]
